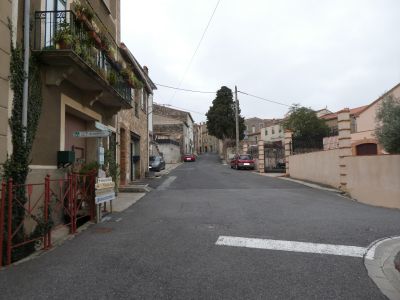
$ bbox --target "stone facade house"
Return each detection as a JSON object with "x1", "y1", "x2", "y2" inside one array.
[
  {"x1": 153, "y1": 105, "x2": 194, "y2": 162},
  {"x1": 244, "y1": 117, "x2": 272, "y2": 144},
  {"x1": 260, "y1": 119, "x2": 285, "y2": 146},
  {"x1": 197, "y1": 122, "x2": 219, "y2": 153},
  {"x1": 117, "y1": 44, "x2": 156, "y2": 185},
  {"x1": 1, "y1": 0, "x2": 149, "y2": 184}
]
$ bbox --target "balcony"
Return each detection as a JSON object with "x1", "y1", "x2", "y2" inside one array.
[{"x1": 33, "y1": 10, "x2": 132, "y2": 109}]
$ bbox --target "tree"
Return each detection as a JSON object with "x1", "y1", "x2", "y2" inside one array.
[
  {"x1": 282, "y1": 104, "x2": 329, "y2": 139},
  {"x1": 375, "y1": 94, "x2": 400, "y2": 154},
  {"x1": 206, "y1": 86, "x2": 246, "y2": 140}
]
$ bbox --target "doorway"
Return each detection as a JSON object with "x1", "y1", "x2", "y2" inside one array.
[{"x1": 130, "y1": 133, "x2": 141, "y2": 181}]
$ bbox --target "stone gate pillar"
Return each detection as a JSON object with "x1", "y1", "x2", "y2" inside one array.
[
  {"x1": 338, "y1": 108, "x2": 352, "y2": 192},
  {"x1": 258, "y1": 140, "x2": 265, "y2": 173},
  {"x1": 284, "y1": 130, "x2": 293, "y2": 175}
]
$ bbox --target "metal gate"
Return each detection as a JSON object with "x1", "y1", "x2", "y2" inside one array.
[
  {"x1": 264, "y1": 143, "x2": 285, "y2": 172},
  {"x1": 0, "y1": 173, "x2": 95, "y2": 266}
]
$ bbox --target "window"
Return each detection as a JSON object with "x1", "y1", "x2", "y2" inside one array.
[
  {"x1": 350, "y1": 117, "x2": 357, "y2": 133},
  {"x1": 135, "y1": 102, "x2": 139, "y2": 118},
  {"x1": 265, "y1": 128, "x2": 268, "y2": 135},
  {"x1": 272, "y1": 127, "x2": 275, "y2": 134},
  {"x1": 279, "y1": 125, "x2": 282, "y2": 133},
  {"x1": 259, "y1": 123, "x2": 264, "y2": 130},
  {"x1": 252, "y1": 125, "x2": 255, "y2": 133},
  {"x1": 142, "y1": 91, "x2": 147, "y2": 113}
]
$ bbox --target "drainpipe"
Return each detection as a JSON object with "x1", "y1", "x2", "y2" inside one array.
[{"x1": 22, "y1": 0, "x2": 30, "y2": 142}]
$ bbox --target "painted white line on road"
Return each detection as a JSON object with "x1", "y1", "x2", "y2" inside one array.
[
  {"x1": 157, "y1": 176, "x2": 177, "y2": 191},
  {"x1": 216, "y1": 236, "x2": 367, "y2": 258}
]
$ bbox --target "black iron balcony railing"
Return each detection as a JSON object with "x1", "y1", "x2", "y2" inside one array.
[{"x1": 33, "y1": 10, "x2": 132, "y2": 105}]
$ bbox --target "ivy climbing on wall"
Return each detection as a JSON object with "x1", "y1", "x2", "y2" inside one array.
[{"x1": 1, "y1": 25, "x2": 43, "y2": 262}]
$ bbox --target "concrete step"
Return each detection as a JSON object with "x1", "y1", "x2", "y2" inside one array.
[{"x1": 118, "y1": 184, "x2": 150, "y2": 193}]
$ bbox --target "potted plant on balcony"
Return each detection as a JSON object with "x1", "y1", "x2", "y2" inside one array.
[
  {"x1": 106, "y1": 46, "x2": 117, "y2": 62},
  {"x1": 120, "y1": 67, "x2": 131, "y2": 80},
  {"x1": 107, "y1": 71, "x2": 117, "y2": 86},
  {"x1": 73, "y1": 1, "x2": 94, "y2": 24},
  {"x1": 53, "y1": 23, "x2": 73, "y2": 49}
]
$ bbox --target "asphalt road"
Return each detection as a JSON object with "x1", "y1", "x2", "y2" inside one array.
[{"x1": 1, "y1": 153, "x2": 399, "y2": 299}]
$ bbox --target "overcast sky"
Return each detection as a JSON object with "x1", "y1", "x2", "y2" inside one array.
[{"x1": 121, "y1": 0, "x2": 400, "y2": 123}]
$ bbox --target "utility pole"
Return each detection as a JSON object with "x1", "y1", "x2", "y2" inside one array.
[{"x1": 235, "y1": 85, "x2": 239, "y2": 154}]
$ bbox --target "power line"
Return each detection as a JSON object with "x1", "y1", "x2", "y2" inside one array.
[
  {"x1": 237, "y1": 90, "x2": 293, "y2": 107},
  {"x1": 157, "y1": 82, "x2": 294, "y2": 107},
  {"x1": 156, "y1": 83, "x2": 215, "y2": 94},
  {"x1": 155, "y1": 103, "x2": 206, "y2": 116},
  {"x1": 169, "y1": 0, "x2": 221, "y2": 102}
]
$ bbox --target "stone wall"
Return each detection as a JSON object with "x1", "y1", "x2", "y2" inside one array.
[
  {"x1": 158, "y1": 143, "x2": 181, "y2": 163},
  {"x1": 118, "y1": 89, "x2": 149, "y2": 184}
]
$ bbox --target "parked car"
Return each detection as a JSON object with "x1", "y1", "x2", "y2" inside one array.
[
  {"x1": 149, "y1": 155, "x2": 165, "y2": 172},
  {"x1": 183, "y1": 153, "x2": 196, "y2": 162},
  {"x1": 230, "y1": 154, "x2": 255, "y2": 170}
]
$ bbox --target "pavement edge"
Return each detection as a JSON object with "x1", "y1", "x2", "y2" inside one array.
[{"x1": 364, "y1": 236, "x2": 400, "y2": 300}]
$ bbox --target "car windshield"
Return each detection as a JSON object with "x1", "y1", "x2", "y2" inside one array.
[
  {"x1": 149, "y1": 156, "x2": 155, "y2": 162},
  {"x1": 239, "y1": 155, "x2": 252, "y2": 160}
]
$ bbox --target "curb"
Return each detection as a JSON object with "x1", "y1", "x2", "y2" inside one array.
[
  {"x1": 1, "y1": 221, "x2": 94, "y2": 270},
  {"x1": 364, "y1": 236, "x2": 400, "y2": 300}
]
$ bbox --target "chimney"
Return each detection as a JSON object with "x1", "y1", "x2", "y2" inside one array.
[{"x1": 143, "y1": 65, "x2": 148, "y2": 75}]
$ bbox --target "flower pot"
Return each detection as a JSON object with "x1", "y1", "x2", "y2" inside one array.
[
  {"x1": 88, "y1": 31, "x2": 101, "y2": 46},
  {"x1": 56, "y1": 40, "x2": 71, "y2": 49}
]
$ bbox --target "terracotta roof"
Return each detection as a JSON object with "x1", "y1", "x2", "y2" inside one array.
[{"x1": 319, "y1": 105, "x2": 368, "y2": 120}]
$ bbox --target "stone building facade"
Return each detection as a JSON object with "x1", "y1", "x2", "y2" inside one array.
[
  {"x1": 198, "y1": 122, "x2": 219, "y2": 153},
  {"x1": 117, "y1": 46, "x2": 156, "y2": 184},
  {"x1": 153, "y1": 105, "x2": 194, "y2": 160}
]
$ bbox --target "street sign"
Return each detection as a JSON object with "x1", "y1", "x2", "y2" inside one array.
[
  {"x1": 95, "y1": 121, "x2": 110, "y2": 132},
  {"x1": 73, "y1": 130, "x2": 111, "y2": 138},
  {"x1": 98, "y1": 146, "x2": 104, "y2": 165},
  {"x1": 95, "y1": 192, "x2": 115, "y2": 204}
]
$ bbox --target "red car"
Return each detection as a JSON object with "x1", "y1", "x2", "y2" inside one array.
[
  {"x1": 183, "y1": 153, "x2": 196, "y2": 162},
  {"x1": 230, "y1": 154, "x2": 255, "y2": 170}
]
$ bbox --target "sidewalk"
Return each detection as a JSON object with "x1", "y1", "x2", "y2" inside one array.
[
  {"x1": 114, "y1": 163, "x2": 182, "y2": 212},
  {"x1": 364, "y1": 237, "x2": 400, "y2": 300}
]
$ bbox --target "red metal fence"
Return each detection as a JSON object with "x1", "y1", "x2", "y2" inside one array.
[{"x1": 0, "y1": 173, "x2": 95, "y2": 266}]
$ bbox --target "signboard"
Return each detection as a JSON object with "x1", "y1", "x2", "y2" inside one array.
[
  {"x1": 95, "y1": 187, "x2": 115, "y2": 196},
  {"x1": 95, "y1": 175, "x2": 115, "y2": 206},
  {"x1": 97, "y1": 177, "x2": 113, "y2": 183},
  {"x1": 98, "y1": 146, "x2": 105, "y2": 165},
  {"x1": 95, "y1": 121, "x2": 110, "y2": 132},
  {"x1": 95, "y1": 192, "x2": 116, "y2": 204},
  {"x1": 73, "y1": 130, "x2": 111, "y2": 138}
]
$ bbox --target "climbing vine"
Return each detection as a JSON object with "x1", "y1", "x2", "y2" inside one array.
[{"x1": 1, "y1": 24, "x2": 43, "y2": 262}]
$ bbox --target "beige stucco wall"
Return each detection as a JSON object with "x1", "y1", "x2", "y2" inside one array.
[
  {"x1": 0, "y1": 0, "x2": 12, "y2": 165},
  {"x1": 288, "y1": 149, "x2": 340, "y2": 188},
  {"x1": 355, "y1": 84, "x2": 400, "y2": 136},
  {"x1": 345, "y1": 155, "x2": 400, "y2": 209}
]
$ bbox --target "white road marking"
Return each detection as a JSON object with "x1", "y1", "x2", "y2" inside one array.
[
  {"x1": 216, "y1": 236, "x2": 367, "y2": 258},
  {"x1": 157, "y1": 176, "x2": 177, "y2": 191}
]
